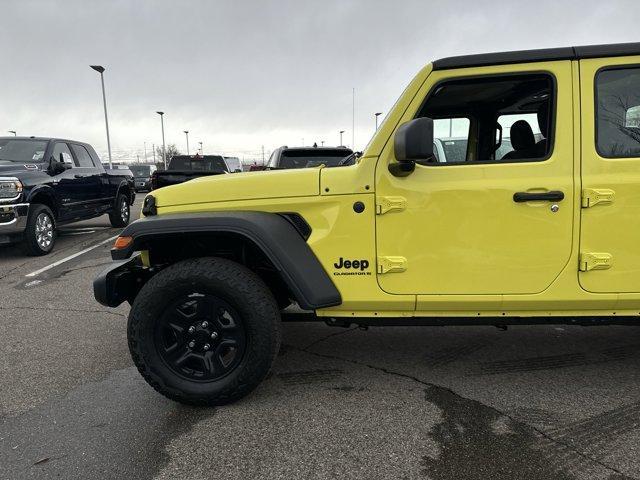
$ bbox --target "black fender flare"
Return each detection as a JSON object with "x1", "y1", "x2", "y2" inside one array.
[
  {"x1": 114, "y1": 179, "x2": 134, "y2": 206},
  {"x1": 105, "y1": 211, "x2": 341, "y2": 310}
]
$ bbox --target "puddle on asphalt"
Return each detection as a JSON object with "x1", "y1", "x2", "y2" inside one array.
[{"x1": 421, "y1": 385, "x2": 575, "y2": 479}]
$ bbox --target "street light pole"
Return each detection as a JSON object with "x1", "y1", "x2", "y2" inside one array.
[
  {"x1": 90, "y1": 65, "x2": 113, "y2": 168},
  {"x1": 8, "y1": 130, "x2": 16, "y2": 136},
  {"x1": 143, "y1": 141, "x2": 148, "y2": 163},
  {"x1": 374, "y1": 112, "x2": 382, "y2": 131},
  {"x1": 152, "y1": 143, "x2": 156, "y2": 163},
  {"x1": 198, "y1": 141, "x2": 203, "y2": 154},
  {"x1": 184, "y1": 130, "x2": 190, "y2": 155},
  {"x1": 156, "y1": 111, "x2": 167, "y2": 169},
  {"x1": 339, "y1": 130, "x2": 345, "y2": 147}
]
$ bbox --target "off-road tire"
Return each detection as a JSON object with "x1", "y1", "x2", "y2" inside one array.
[
  {"x1": 109, "y1": 193, "x2": 130, "y2": 228},
  {"x1": 127, "y1": 257, "x2": 281, "y2": 406},
  {"x1": 23, "y1": 204, "x2": 56, "y2": 256}
]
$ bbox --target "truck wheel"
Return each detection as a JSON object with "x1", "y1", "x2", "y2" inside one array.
[
  {"x1": 109, "y1": 193, "x2": 130, "y2": 228},
  {"x1": 23, "y1": 204, "x2": 56, "y2": 256},
  {"x1": 127, "y1": 257, "x2": 281, "y2": 406}
]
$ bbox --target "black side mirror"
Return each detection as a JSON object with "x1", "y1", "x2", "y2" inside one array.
[
  {"x1": 390, "y1": 117, "x2": 434, "y2": 177},
  {"x1": 49, "y1": 153, "x2": 72, "y2": 174}
]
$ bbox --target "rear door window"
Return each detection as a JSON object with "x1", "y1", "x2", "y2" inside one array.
[
  {"x1": 71, "y1": 144, "x2": 95, "y2": 167},
  {"x1": 596, "y1": 67, "x2": 640, "y2": 158}
]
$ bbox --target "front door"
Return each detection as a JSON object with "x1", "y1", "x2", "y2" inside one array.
[
  {"x1": 578, "y1": 57, "x2": 640, "y2": 293},
  {"x1": 375, "y1": 61, "x2": 575, "y2": 296}
]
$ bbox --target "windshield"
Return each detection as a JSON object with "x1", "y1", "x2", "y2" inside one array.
[
  {"x1": 278, "y1": 149, "x2": 352, "y2": 169},
  {"x1": 0, "y1": 139, "x2": 48, "y2": 162},
  {"x1": 129, "y1": 165, "x2": 151, "y2": 177},
  {"x1": 169, "y1": 156, "x2": 228, "y2": 172}
]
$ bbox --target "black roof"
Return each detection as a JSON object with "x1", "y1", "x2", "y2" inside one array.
[
  {"x1": 433, "y1": 42, "x2": 640, "y2": 70},
  {"x1": 0, "y1": 136, "x2": 90, "y2": 145}
]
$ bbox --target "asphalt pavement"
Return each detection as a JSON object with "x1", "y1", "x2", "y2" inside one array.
[{"x1": 1, "y1": 198, "x2": 639, "y2": 479}]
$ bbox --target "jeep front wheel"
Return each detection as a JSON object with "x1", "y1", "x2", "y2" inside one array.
[{"x1": 127, "y1": 257, "x2": 281, "y2": 406}]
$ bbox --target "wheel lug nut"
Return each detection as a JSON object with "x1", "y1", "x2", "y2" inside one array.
[
  {"x1": 211, "y1": 332, "x2": 218, "y2": 340},
  {"x1": 203, "y1": 343, "x2": 210, "y2": 351},
  {"x1": 188, "y1": 326, "x2": 196, "y2": 334},
  {"x1": 188, "y1": 340, "x2": 196, "y2": 348},
  {"x1": 201, "y1": 321, "x2": 209, "y2": 328}
]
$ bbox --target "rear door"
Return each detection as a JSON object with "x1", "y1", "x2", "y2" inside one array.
[
  {"x1": 579, "y1": 57, "x2": 640, "y2": 292},
  {"x1": 69, "y1": 143, "x2": 108, "y2": 212}
]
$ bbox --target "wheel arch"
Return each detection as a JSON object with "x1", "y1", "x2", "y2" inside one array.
[
  {"x1": 26, "y1": 186, "x2": 59, "y2": 219},
  {"x1": 106, "y1": 211, "x2": 341, "y2": 310}
]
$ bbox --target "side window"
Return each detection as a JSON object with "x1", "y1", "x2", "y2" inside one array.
[
  {"x1": 433, "y1": 118, "x2": 470, "y2": 163},
  {"x1": 51, "y1": 143, "x2": 74, "y2": 167},
  {"x1": 71, "y1": 144, "x2": 95, "y2": 167},
  {"x1": 596, "y1": 67, "x2": 640, "y2": 158},
  {"x1": 416, "y1": 73, "x2": 554, "y2": 164}
]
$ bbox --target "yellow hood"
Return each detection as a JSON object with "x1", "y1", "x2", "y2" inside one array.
[{"x1": 153, "y1": 168, "x2": 321, "y2": 208}]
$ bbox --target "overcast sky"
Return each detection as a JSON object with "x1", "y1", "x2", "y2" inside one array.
[{"x1": 1, "y1": 0, "x2": 638, "y2": 162}]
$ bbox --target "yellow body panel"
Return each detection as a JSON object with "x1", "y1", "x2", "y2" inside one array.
[{"x1": 145, "y1": 54, "x2": 640, "y2": 318}]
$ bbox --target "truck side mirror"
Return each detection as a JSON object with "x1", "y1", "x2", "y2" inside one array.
[{"x1": 390, "y1": 117, "x2": 435, "y2": 177}]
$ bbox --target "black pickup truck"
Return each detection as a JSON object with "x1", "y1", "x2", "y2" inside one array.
[
  {"x1": 0, "y1": 136, "x2": 135, "y2": 255},
  {"x1": 150, "y1": 154, "x2": 228, "y2": 190}
]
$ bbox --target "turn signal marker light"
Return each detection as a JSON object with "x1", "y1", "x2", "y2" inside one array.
[{"x1": 113, "y1": 236, "x2": 133, "y2": 250}]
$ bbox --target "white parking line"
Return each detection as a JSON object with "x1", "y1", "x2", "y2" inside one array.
[{"x1": 25, "y1": 234, "x2": 119, "y2": 278}]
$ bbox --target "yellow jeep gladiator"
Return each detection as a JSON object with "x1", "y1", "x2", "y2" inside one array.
[{"x1": 95, "y1": 42, "x2": 640, "y2": 405}]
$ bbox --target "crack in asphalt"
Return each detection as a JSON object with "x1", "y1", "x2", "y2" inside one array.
[
  {"x1": 301, "y1": 325, "x2": 358, "y2": 350},
  {"x1": 291, "y1": 335, "x2": 633, "y2": 479}
]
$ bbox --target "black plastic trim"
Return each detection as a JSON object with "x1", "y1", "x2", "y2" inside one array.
[
  {"x1": 433, "y1": 42, "x2": 640, "y2": 71},
  {"x1": 281, "y1": 312, "x2": 640, "y2": 327},
  {"x1": 93, "y1": 255, "x2": 145, "y2": 307},
  {"x1": 109, "y1": 211, "x2": 341, "y2": 310},
  {"x1": 513, "y1": 190, "x2": 564, "y2": 203}
]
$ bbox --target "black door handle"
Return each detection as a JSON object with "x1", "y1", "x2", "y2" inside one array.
[
  {"x1": 74, "y1": 174, "x2": 84, "y2": 179},
  {"x1": 513, "y1": 190, "x2": 564, "y2": 203}
]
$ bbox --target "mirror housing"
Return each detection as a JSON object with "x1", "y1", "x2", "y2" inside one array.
[
  {"x1": 390, "y1": 117, "x2": 435, "y2": 177},
  {"x1": 49, "y1": 153, "x2": 73, "y2": 174}
]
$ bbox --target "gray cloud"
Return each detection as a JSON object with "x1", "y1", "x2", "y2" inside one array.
[{"x1": 1, "y1": 0, "x2": 637, "y2": 161}]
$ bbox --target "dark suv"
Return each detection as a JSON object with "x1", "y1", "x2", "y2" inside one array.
[{"x1": 266, "y1": 146, "x2": 353, "y2": 169}]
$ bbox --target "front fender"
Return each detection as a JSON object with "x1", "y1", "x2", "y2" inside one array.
[{"x1": 98, "y1": 211, "x2": 341, "y2": 310}]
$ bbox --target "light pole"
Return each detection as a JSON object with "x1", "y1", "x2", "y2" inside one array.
[
  {"x1": 156, "y1": 111, "x2": 167, "y2": 169},
  {"x1": 143, "y1": 141, "x2": 148, "y2": 163},
  {"x1": 374, "y1": 112, "x2": 382, "y2": 131},
  {"x1": 184, "y1": 130, "x2": 190, "y2": 155},
  {"x1": 339, "y1": 130, "x2": 345, "y2": 147},
  {"x1": 152, "y1": 143, "x2": 156, "y2": 163},
  {"x1": 198, "y1": 141, "x2": 203, "y2": 154},
  {"x1": 8, "y1": 130, "x2": 16, "y2": 136},
  {"x1": 90, "y1": 65, "x2": 113, "y2": 168}
]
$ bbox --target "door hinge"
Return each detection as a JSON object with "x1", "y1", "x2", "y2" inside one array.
[
  {"x1": 579, "y1": 252, "x2": 613, "y2": 272},
  {"x1": 581, "y1": 188, "x2": 614, "y2": 208},
  {"x1": 377, "y1": 256, "x2": 407, "y2": 274},
  {"x1": 376, "y1": 196, "x2": 406, "y2": 215}
]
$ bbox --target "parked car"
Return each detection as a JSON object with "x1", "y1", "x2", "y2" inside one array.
[
  {"x1": 129, "y1": 164, "x2": 157, "y2": 192},
  {"x1": 96, "y1": 42, "x2": 640, "y2": 406},
  {"x1": 150, "y1": 154, "x2": 228, "y2": 190},
  {"x1": 265, "y1": 146, "x2": 353, "y2": 170},
  {"x1": 0, "y1": 136, "x2": 135, "y2": 255}
]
